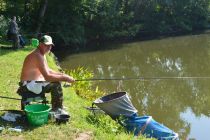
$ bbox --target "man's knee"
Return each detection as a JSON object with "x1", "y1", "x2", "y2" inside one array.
[
  {"x1": 49, "y1": 82, "x2": 63, "y2": 94},
  {"x1": 52, "y1": 81, "x2": 61, "y2": 86},
  {"x1": 51, "y1": 82, "x2": 62, "y2": 89}
]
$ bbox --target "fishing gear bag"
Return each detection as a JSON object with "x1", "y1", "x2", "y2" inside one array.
[{"x1": 93, "y1": 91, "x2": 179, "y2": 140}]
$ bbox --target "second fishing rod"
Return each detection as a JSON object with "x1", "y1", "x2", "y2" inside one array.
[{"x1": 75, "y1": 76, "x2": 210, "y2": 81}]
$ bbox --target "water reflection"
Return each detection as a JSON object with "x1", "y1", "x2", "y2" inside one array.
[
  {"x1": 59, "y1": 34, "x2": 210, "y2": 139},
  {"x1": 181, "y1": 108, "x2": 210, "y2": 140}
]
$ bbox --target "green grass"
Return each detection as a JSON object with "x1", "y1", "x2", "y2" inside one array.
[{"x1": 0, "y1": 41, "x2": 153, "y2": 140}]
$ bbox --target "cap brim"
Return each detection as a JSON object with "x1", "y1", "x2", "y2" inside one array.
[{"x1": 44, "y1": 42, "x2": 54, "y2": 46}]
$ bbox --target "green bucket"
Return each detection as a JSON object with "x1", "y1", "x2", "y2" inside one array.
[
  {"x1": 31, "y1": 38, "x2": 39, "y2": 47},
  {"x1": 24, "y1": 104, "x2": 51, "y2": 126}
]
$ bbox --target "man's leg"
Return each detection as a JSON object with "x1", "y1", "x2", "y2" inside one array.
[
  {"x1": 42, "y1": 82, "x2": 63, "y2": 110},
  {"x1": 12, "y1": 33, "x2": 20, "y2": 49}
]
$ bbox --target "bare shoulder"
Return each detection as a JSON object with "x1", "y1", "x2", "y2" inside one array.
[
  {"x1": 25, "y1": 50, "x2": 43, "y2": 64},
  {"x1": 34, "y1": 50, "x2": 44, "y2": 59}
]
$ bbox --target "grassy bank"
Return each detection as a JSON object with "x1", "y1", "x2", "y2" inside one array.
[{"x1": 0, "y1": 42, "x2": 152, "y2": 140}]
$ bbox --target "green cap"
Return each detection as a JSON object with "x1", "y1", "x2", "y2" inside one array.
[{"x1": 31, "y1": 38, "x2": 39, "y2": 47}]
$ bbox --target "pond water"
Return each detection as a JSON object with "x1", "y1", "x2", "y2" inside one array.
[{"x1": 56, "y1": 34, "x2": 210, "y2": 140}]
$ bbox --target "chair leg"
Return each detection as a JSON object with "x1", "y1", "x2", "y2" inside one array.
[
  {"x1": 21, "y1": 100, "x2": 30, "y2": 110},
  {"x1": 21, "y1": 100, "x2": 25, "y2": 110},
  {"x1": 42, "y1": 97, "x2": 48, "y2": 105}
]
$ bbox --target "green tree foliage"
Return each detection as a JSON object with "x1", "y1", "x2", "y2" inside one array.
[
  {"x1": 0, "y1": 0, "x2": 25, "y2": 17},
  {"x1": 41, "y1": 0, "x2": 85, "y2": 45},
  {"x1": 132, "y1": 0, "x2": 209, "y2": 34},
  {"x1": 0, "y1": 0, "x2": 209, "y2": 46},
  {"x1": 83, "y1": 0, "x2": 141, "y2": 40},
  {"x1": 0, "y1": 15, "x2": 9, "y2": 37}
]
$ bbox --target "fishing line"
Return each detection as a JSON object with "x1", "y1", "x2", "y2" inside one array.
[
  {"x1": 75, "y1": 76, "x2": 210, "y2": 81},
  {"x1": 1, "y1": 76, "x2": 209, "y2": 100}
]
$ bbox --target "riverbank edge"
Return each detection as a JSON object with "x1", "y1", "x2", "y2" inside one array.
[
  {"x1": 0, "y1": 44, "x2": 152, "y2": 140},
  {"x1": 53, "y1": 29, "x2": 210, "y2": 57}
]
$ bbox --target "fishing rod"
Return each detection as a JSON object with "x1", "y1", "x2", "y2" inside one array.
[
  {"x1": 75, "y1": 76, "x2": 210, "y2": 81},
  {"x1": 0, "y1": 96, "x2": 21, "y2": 100},
  {"x1": 1, "y1": 76, "x2": 210, "y2": 100}
]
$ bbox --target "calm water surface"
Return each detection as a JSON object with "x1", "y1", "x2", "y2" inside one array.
[{"x1": 57, "y1": 34, "x2": 210, "y2": 140}]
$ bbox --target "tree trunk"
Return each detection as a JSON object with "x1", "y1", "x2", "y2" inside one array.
[
  {"x1": 24, "y1": 0, "x2": 29, "y2": 16},
  {"x1": 23, "y1": 0, "x2": 30, "y2": 27},
  {"x1": 124, "y1": 0, "x2": 128, "y2": 15},
  {"x1": 35, "y1": 0, "x2": 48, "y2": 38}
]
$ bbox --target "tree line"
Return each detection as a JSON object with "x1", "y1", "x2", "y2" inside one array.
[{"x1": 0, "y1": 0, "x2": 209, "y2": 48}]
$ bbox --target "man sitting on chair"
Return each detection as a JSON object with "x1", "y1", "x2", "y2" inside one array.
[{"x1": 17, "y1": 35, "x2": 75, "y2": 114}]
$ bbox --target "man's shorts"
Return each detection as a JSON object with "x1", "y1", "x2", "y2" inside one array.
[{"x1": 19, "y1": 81, "x2": 49, "y2": 94}]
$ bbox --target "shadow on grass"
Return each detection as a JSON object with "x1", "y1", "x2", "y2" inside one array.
[
  {"x1": 0, "y1": 46, "x2": 14, "y2": 50},
  {"x1": 86, "y1": 114, "x2": 98, "y2": 125},
  {"x1": 0, "y1": 46, "x2": 22, "y2": 56},
  {"x1": 0, "y1": 45, "x2": 34, "y2": 56}
]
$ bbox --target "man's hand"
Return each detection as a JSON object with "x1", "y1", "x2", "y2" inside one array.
[{"x1": 63, "y1": 74, "x2": 75, "y2": 83}]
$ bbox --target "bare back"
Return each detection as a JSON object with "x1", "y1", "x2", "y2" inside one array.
[{"x1": 20, "y1": 49, "x2": 46, "y2": 81}]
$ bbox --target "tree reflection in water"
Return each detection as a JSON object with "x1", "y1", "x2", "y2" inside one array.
[{"x1": 59, "y1": 34, "x2": 210, "y2": 139}]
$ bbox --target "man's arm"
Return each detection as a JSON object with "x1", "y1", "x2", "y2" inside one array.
[
  {"x1": 48, "y1": 69, "x2": 73, "y2": 80},
  {"x1": 48, "y1": 69, "x2": 63, "y2": 75},
  {"x1": 37, "y1": 54, "x2": 74, "y2": 83}
]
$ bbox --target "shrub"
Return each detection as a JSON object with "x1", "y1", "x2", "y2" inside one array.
[
  {"x1": 65, "y1": 67, "x2": 104, "y2": 100},
  {"x1": 86, "y1": 113, "x2": 125, "y2": 134},
  {"x1": 0, "y1": 15, "x2": 9, "y2": 38}
]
